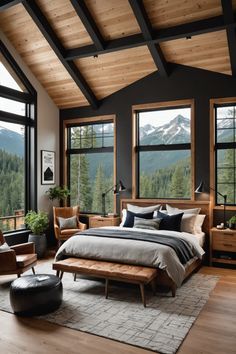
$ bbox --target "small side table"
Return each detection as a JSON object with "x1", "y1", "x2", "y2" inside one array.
[
  {"x1": 89, "y1": 216, "x2": 121, "y2": 228},
  {"x1": 210, "y1": 227, "x2": 236, "y2": 266}
]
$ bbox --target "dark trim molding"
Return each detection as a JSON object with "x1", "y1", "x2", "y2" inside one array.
[
  {"x1": 0, "y1": 85, "x2": 33, "y2": 103},
  {"x1": 0, "y1": 40, "x2": 36, "y2": 97}
]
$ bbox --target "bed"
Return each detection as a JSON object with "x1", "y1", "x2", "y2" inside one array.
[{"x1": 55, "y1": 199, "x2": 210, "y2": 295}]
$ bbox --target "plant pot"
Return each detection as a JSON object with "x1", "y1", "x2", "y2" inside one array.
[
  {"x1": 28, "y1": 233, "x2": 47, "y2": 258},
  {"x1": 228, "y1": 223, "x2": 236, "y2": 230}
]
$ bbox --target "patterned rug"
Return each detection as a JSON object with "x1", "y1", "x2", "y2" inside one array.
[{"x1": 0, "y1": 261, "x2": 218, "y2": 354}]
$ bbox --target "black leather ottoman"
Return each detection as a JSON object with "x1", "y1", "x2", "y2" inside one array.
[{"x1": 10, "y1": 274, "x2": 63, "y2": 316}]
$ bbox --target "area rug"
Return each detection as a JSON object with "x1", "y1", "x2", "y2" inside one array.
[{"x1": 0, "y1": 261, "x2": 219, "y2": 354}]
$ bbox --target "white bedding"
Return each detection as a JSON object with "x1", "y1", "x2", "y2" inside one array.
[{"x1": 55, "y1": 226, "x2": 205, "y2": 287}]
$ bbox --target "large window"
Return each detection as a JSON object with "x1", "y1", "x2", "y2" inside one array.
[
  {"x1": 66, "y1": 118, "x2": 115, "y2": 214},
  {"x1": 0, "y1": 41, "x2": 37, "y2": 232},
  {"x1": 134, "y1": 101, "x2": 193, "y2": 199},
  {"x1": 215, "y1": 104, "x2": 236, "y2": 205}
]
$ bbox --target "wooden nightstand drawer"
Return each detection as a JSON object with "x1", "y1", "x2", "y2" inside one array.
[
  {"x1": 210, "y1": 228, "x2": 236, "y2": 266},
  {"x1": 89, "y1": 216, "x2": 120, "y2": 228},
  {"x1": 212, "y1": 231, "x2": 236, "y2": 252}
]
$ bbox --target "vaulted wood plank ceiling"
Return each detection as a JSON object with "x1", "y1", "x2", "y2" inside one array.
[{"x1": 0, "y1": 0, "x2": 235, "y2": 109}]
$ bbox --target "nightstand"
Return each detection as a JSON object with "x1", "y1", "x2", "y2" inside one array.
[
  {"x1": 89, "y1": 216, "x2": 121, "y2": 228},
  {"x1": 210, "y1": 227, "x2": 236, "y2": 266}
]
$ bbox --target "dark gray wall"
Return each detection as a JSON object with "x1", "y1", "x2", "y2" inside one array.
[{"x1": 60, "y1": 63, "x2": 236, "y2": 225}]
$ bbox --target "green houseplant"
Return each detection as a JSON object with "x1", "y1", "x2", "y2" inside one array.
[
  {"x1": 25, "y1": 210, "x2": 49, "y2": 258},
  {"x1": 228, "y1": 215, "x2": 236, "y2": 229},
  {"x1": 46, "y1": 185, "x2": 70, "y2": 203}
]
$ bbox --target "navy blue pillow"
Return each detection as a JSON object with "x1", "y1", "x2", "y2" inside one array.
[
  {"x1": 123, "y1": 210, "x2": 154, "y2": 228},
  {"x1": 157, "y1": 211, "x2": 183, "y2": 232}
]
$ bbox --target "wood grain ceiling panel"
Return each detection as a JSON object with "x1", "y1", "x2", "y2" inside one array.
[
  {"x1": 85, "y1": 0, "x2": 140, "y2": 40},
  {"x1": 76, "y1": 46, "x2": 156, "y2": 100},
  {"x1": 36, "y1": 0, "x2": 93, "y2": 49},
  {"x1": 161, "y1": 30, "x2": 231, "y2": 75},
  {"x1": 144, "y1": 0, "x2": 223, "y2": 29},
  {"x1": 0, "y1": 3, "x2": 88, "y2": 108}
]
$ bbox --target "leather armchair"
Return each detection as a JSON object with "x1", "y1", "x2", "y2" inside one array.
[
  {"x1": 0, "y1": 230, "x2": 37, "y2": 277},
  {"x1": 53, "y1": 206, "x2": 87, "y2": 248}
]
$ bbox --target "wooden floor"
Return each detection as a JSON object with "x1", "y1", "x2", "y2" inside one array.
[{"x1": 0, "y1": 265, "x2": 235, "y2": 354}]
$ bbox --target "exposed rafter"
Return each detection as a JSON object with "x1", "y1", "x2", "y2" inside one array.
[
  {"x1": 21, "y1": 0, "x2": 98, "y2": 109},
  {"x1": 128, "y1": 0, "x2": 169, "y2": 77},
  {"x1": 65, "y1": 15, "x2": 233, "y2": 61},
  {"x1": 221, "y1": 0, "x2": 236, "y2": 76},
  {"x1": 0, "y1": 0, "x2": 21, "y2": 11},
  {"x1": 70, "y1": 0, "x2": 105, "y2": 51}
]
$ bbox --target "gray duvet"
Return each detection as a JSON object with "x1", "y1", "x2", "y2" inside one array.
[{"x1": 55, "y1": 226, "x2": 205, "y2": 287}]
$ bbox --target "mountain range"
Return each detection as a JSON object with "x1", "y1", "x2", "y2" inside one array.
[
  {"x1": 0, "y1": 127, "x2": 24, "y2": 157},
  {"x1": 0, "y1": 114, "x2": 231, "y2": 178}
]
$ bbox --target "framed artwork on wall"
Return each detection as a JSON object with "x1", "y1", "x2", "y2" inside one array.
[{"x1": 41, "y1": 150, "x2": 55, "y2": 185}]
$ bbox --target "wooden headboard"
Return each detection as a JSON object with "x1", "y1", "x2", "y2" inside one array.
[{"x1": 120, "y1": 199, "x2": 211, "y2": 235}]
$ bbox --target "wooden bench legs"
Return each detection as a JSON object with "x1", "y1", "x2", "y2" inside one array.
[{"x1": 72, "y1": 274, "x2": 148, "y2": 307}]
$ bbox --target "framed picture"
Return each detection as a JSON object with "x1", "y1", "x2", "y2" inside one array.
[{"x1": 41, "y1": 150, "x2": 55, "y2": 185}]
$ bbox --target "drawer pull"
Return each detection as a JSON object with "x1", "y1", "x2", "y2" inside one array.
[
  {"x1": 223, "y1": 243, "x2": 233, "y2": 247},
  {"x1": 223, "y1": 233, "x2": 233, "y2": 236}
]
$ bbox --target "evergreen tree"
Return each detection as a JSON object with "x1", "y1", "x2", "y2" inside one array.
[{"x1": 92, "y1": 164, "x2": 106, "y2": 213}]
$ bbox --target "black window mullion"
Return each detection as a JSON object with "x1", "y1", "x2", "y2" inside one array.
[
  {"x1": 138, "y1": 143, "x2": 191, "y2": 152},
  {"x1": 215, "y1": 104, "x2": 236, "y2": 205}
]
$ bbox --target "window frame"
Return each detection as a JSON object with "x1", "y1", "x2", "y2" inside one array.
[
  {"x1": 132, "y1": 99, "x2": 195, "y2": 200},
  {"x1": 210, "y1": 98, "x2": 236, "y2": 208},
  {"x1": 63, "y1": 115, "x2": 117, "y2": 214},
  {"x1": 0, "y1": 40, "x2": 37, "y2": 234}
]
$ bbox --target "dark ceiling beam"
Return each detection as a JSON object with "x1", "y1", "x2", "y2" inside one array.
[
  {"x1": 22, "y1": 0, "x2": 98, "y2": 109},
  {"x1": 128, "y1": 0, "x2": 169, "y2": 77},
  {"x1": 70, "y1": 0, "x2": 105, "y2": 51},
  {"x1": 65, "y1": 15, "x2": 232, "y2": 61},
  {"x1": 221, "y1": 0, "x2": 236, "y2": 76},
  {"x1": 0, "y1": 0, "x2": 21, "y2": 11}
]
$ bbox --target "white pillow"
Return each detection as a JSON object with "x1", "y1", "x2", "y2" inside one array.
[
  {"x1": 127, "y1": 203, "x2": 160, "y2": 214},
  {"x1": 0, "y1": 242, "x2": 11, "y2": 253},
  {"x1": 181, "y1": 214, "x2": 197, "y2": 234},
  {"x1": 194, "y1": 214, "x2": 206, "y2": 234},
  {"x1": 166, "y1": 204, "x2": 201, "y2": 215},
  {"x1": 120, "y1": 209, "x2": 127, "y2": 227}
]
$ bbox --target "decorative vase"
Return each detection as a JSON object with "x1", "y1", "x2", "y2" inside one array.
[{"x1": 28, "y1": 233, "x2": 47, "y2": 258}]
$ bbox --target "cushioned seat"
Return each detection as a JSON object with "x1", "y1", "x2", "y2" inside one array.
[
  {"x1": 10, "y1": 274, "x2": 62, "y2": 316},
  {"x1": 0, "y1": 230, "x2": 37, "y2": 277},
  {"x1": 60, "y1": 228, "x2": 81, "y2": 236},
  {"x1": 16, "y1": 254, "x2": 37, "y2": 267},
  {"x1": 53, "y1": 206, "x2": 87, "y2": 248}
]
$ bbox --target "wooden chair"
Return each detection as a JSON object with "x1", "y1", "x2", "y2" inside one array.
[
  {"x1": 53, "y1": 206, "x2": 87, "y2": 248},
  {"x1": 0, "y1": 230, "x2": 37, "y2": 278}
]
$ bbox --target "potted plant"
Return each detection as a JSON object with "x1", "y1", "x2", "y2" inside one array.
[
  {"x1": 46, "y1": 185, "x2": 70, "y2": 203},
  {"x1": 25, "y1": 210, "x2": 49, "y2": 258},
  {"x1": 228, "y1": 215, "x2": 236, "y2": 229}
]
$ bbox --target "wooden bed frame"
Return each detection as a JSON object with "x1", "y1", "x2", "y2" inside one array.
[{"x1": 120, "y1": 199, "x2": 211, "y2": 295}]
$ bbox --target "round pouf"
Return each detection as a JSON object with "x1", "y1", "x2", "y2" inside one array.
[{"x1": 10, "y1": 274, "x2": 62, "y2": 316}]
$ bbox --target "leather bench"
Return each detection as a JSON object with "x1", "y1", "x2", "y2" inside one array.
[{"x1": 53, "y1": 258, "x2": 157, "y2": 307}]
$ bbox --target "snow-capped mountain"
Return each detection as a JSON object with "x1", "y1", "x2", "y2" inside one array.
[
  {"x1": 0, "y1": 127, "x2": 24, "y2": 156},
  {"x1": 140, "y1": 115, "x2": 190, "y2": 145}
]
